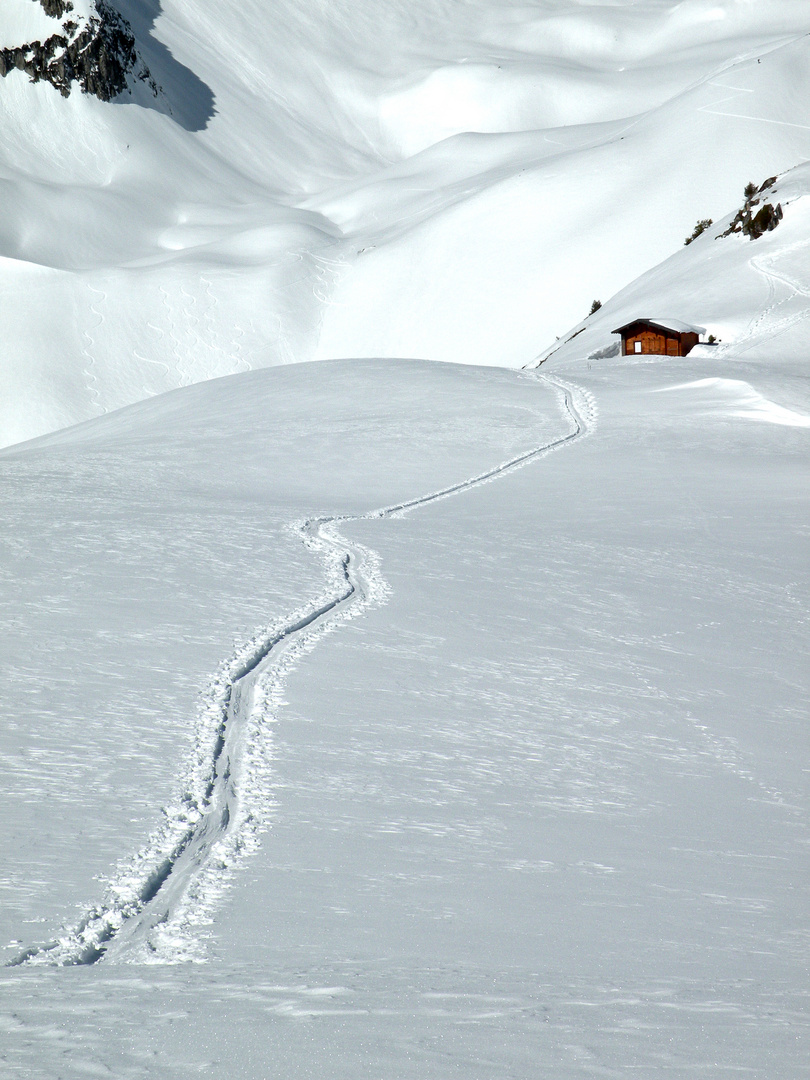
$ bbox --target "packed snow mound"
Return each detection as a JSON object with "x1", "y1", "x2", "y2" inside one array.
[
  {"x1": 1, "y1": 0, "x2": 810, "y2": 444},
  {"x1": 657, "y1": 377, "x2": 810, "y2": 427}
]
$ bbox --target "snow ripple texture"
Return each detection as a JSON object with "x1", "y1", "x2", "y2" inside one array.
[{"x1": 8, "y1": 374, "x2": 590, "y2": 967}]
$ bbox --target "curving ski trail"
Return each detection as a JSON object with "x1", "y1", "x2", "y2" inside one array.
[
  {"x1": 734, "y1": 238, "x2": 810, "y2": 354},
  {"x1": 232, "y1": 322, "x2": 252, "y2": 373},
  {"x1": 81, "y1": 285, "x2": 108, "y2": 415},
  {"x1": 7, "y1": 374, "x2": 591, "y2": 967}
]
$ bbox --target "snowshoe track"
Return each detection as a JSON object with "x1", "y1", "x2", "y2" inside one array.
[{"x1": 7, "y1": 374, "x2": 590, "y2": 967}]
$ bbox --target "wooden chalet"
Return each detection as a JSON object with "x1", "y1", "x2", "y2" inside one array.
[{"x1": 613, "y1": 319, "x2": 705, "y2": 357}]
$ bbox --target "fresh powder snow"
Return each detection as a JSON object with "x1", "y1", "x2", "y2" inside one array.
[
  {"x1": 1, "y1": 352, "x2": 807, "y2": 1077},
  {"x1": 0, "y1": 1, "x2": 808, "y2": 1077}
]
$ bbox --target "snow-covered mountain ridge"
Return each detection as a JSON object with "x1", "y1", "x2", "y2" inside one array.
[{"x1": 1, "y1": 0, "x2": 809, "y2": 445}]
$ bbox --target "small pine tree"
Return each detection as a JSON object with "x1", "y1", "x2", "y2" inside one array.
[
  {"x1": 744, "y1": 181, "x2": 757, "y2": 200},
  {"x1": 684, "y1": 218, "x2": 713, "y2": 245},
  {"x1": 589, "y1": 299, "x2": 602, "y2": 315}
]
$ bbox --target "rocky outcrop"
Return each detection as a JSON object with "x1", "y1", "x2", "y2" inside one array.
[
  {"x1": 745, "y1": 200, "x2": 783, "y2": 239},
  {"x1": 0, "y1": 0, "x2": 157, "y2": 101},
  {"x1": 38, "y1": 0, "x2": 73, "y2": 18},
  {"x1": 719, "y1": 176, "x2": 783, "y2": 240}
]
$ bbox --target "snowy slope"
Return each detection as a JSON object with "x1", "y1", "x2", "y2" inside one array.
[
  {"x1": 0, "y1": 360, "x2": 568, "y2": 962},
  {"x1": 533, "y1": 159, "x2": 810, "y2": 370},
  {"x1": 1, "y1": 2, "x2": 809, "y2": 1075},
  {"x1": 0, "y1": 350, "x2": 807, "y2": 1076},
  {"x1": 2, "y1": 0, "x2": 810, "y2": 443}
]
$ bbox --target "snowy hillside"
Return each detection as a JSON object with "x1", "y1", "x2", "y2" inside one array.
[
  {"x1": 2, "y1": 0, "x2": 810, "y2": 443},
  {"x1": 535, "y1": 160, "x2": 810, "y2": 369},
  {"x1": 1, "y1": 2, "x2": 809, "y2": 1077},
  {"x1": 1, "y1": 351, "x2": 807, "y2": 1076}
]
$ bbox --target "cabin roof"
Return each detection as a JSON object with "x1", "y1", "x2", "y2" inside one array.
[{"x1": 612, "y1": 318, "x2": 706, "y2": 336}]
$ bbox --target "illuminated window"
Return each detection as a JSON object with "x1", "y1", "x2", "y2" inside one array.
[{"x1": 634, "y1": 341, "x2": 642, "y2": 353}]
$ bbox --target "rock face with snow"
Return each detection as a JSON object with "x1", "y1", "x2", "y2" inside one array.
[
  {"x1": 718, "y1": 176, "x2": 784, "y2": 240},
  {"x1": 0, "y1": 0, "x2": 154, "y2": 100}
]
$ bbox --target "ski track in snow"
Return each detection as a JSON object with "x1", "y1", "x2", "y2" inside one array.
[
  {"x1": 6, "y1": 374, "x2": 591, "y2": 968},
  {"x1": 752, "y1": 239, "x2": 810, "y2": 337},
  {"x1": 200, "y1": 274, "x2": 247, "y2": 376},
  {"x1": 735, "y1": 238, "x2": 810, "y2": 353},
  {"x1": 312, "y1": 247, "x2": 348, "y2": 306},
  {"x1": 698, "y1": 75, "x2": 810, "y2": 131},
  {"x1": 158, "y1": 284, "x2": 187, "y2": 386},
  {"x1": 81, "y1": 285, "x2": 108, "y2": 415},
  {"x1": 179, "y1": 284, "x2": 204, "y2": 384},
  {"x1": 133, "y1": 331, "x2": 172, "y2": 395},
  {"x1": 233, "y1": 321, "x2": 252, "y2": 373}
]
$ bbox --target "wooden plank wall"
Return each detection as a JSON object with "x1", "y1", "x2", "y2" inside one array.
[{"x1": 622, "y1": 330, "x2": 699, "y2": 356}]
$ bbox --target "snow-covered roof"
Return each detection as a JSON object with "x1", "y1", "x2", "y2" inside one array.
[{"x1": 613, "y1": 318, "x2": 706, "y2": 336}]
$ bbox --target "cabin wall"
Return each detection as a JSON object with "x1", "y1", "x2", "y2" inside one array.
[
  {"x1": 621, "y1": 328, "x2": 700, "y2": 356},
  {"x1": 622, "y1": 330, "x2": 680, "y2": 355},
  {"x1": 680, "y1": 332, "x2": 699, "y2": 356}
]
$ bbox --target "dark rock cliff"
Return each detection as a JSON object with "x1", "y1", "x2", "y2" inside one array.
[
  {"x1": 719, "y1": 176, "x2": 783, "y2": 241},
  {"x1": 0, "y1": 0, "x2": 157, "y2": 101},
  {"x1": 39, "y1": 0, "x2": 73, "y2": 18}
]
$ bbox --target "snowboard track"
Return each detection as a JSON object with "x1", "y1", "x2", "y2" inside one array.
[{"x1": 7, "y1": 373, "x2": 590, "y2": 968}]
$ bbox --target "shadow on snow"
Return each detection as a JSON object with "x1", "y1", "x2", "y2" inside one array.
[{"x1": 118, "y1": 0, "x2": 215, "y2": 132}]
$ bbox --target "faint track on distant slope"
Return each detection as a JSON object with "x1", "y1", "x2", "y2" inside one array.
[
  {"x1": 6, "y1": 374, "x2": 592, "y2": 968},
  {"x1": 733, "y1": 239, "x2": 810, "y2": 354},
  {"x1": 81, "y1": 285, "x2": 108, "y2": 415}
]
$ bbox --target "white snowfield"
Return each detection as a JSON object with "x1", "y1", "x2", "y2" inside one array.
[
  {"x1": 1, "y1": 0, "x2": 809, "y2": 1076},
  {"x1": 0, "y1": 350, "x2": 808, "y2": 1076},
  {"x1": 2, "y1": 0, "x2": 810, "y2": 443}
]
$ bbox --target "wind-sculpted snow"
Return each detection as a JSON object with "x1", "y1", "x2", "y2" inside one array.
[
  {"x1": 2, "y1": 1, "x2": 810, "y2": 442},
  {"x1": 7, "y1": 373, "x2": 588, "y2": 966}
]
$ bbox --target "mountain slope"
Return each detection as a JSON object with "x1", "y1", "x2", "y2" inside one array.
[
  {"x1": 535, "y1": 159, "x2": 810, "y2": 372},
  {"x1": 1, "y1": 352, "x2": 807, "y2": 1076},
  {"x1": 1, "y1": 0, "x2": 809, "y2": 444}
]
